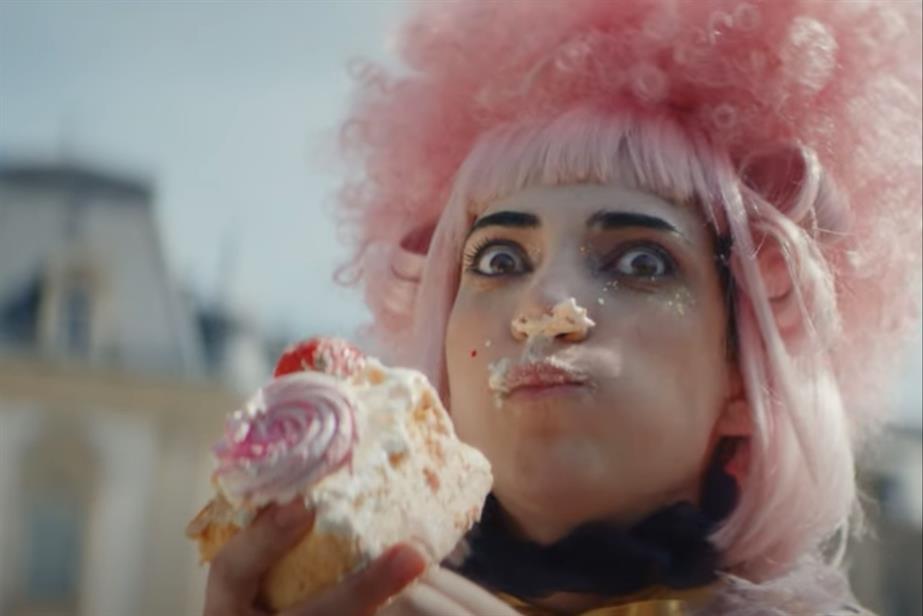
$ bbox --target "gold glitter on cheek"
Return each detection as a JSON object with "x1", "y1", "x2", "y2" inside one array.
[
  {"x1": 668, "y1": 288, "x2": 696, "y2": 316},
  {"x1": 644, "y1": 286, "x2": 695, "y2": 317}
]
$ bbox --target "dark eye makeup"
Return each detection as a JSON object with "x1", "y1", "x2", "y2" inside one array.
[
  {"x1": 463, "y1": 233, "x2": 681, "y2": 284},
  {"x1": 463, "y1": 237, "x2": 532, "y2": 277},
  {"x1": 598, "y1": 241, "x2": 678, "y2": 280}
]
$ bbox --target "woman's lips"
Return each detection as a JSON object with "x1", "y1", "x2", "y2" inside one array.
[{"x1": 504, "y1": 362, "x2": 590, "y2": 395}]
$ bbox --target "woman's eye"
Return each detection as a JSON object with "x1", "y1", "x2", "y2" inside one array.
[
  {"x1": 611, "y1": 246, "x2": 674, "y2": 278},
  {"x1": 470, "y1": 243, "x2": 529, "y2": 276}
]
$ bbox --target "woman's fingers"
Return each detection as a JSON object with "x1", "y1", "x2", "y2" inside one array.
[
  {"x1": 205, "y1": 501, "x2": 315, "y2": 615},
  {"x1": 280, "y1": 543, "x2": 427, "y2": 616},
  {"x1": 380, "y1": 582, "x2": 473, "y2": 616},
  {"x1": 419, "y1": 567, "x2": 522, "y2": 616},
  {"x1": 376, "y1": 567, "x2": 522, "y2": 616}
]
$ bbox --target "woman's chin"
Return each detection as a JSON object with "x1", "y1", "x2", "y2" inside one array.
[
  {"x1": 493, "y1": 481, "x2": 618, "y2": 543},
  {"x1": 495, "y1": 469, "x2": 617, "y2": 527},
  {"x1": 514, "y1": 434, "x2": 610, "y2": 482}
]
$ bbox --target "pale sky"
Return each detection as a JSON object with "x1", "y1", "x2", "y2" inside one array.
[
  {"x1": 0, "y1": 0, "x2": 410, "y2": 339},
  {"x1": 0, "y1": 0, "x2": 919, "y2": 424}
]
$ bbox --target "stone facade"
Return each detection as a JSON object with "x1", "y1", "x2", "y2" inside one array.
[{"x1": 0, "y1": 161, "x2": 268, "y2": 616}]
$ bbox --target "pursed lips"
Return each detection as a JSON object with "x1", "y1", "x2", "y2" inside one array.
[{"x1": 504, "y1": 361, "x2": 590, "y2": 393}]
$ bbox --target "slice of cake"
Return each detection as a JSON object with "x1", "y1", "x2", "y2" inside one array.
[{"x1": 186, "y1": 338, "x2": 493, "y2": 611}]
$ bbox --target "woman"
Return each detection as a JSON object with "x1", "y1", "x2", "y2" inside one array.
[{"x1": 204, "y1": 1, "x2": 921, "y2": 614}]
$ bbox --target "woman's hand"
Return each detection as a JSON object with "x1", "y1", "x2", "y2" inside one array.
[
  {"x1": 203, "y1": 500, "x2": 427, "y2": 616},
  {"x1": 380, "y1": 566, "x2": 521, "y2": 616}
]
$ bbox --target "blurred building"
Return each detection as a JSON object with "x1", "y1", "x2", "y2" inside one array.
[
  {"x1": 0, "y1": 161, "x2": 270, "y2": 616},
  {"x1": 851, "y1": 422, "x2": 923, "y2": 616}
]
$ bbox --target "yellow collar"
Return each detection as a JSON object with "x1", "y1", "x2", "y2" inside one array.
[{"x1": 496, "y1": 585, "x2": 715, "y2": 615}]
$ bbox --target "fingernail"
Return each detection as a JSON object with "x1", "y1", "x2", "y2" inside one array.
[{"x1": 273, "y1": 501, "x2": 311, "y2": 529}]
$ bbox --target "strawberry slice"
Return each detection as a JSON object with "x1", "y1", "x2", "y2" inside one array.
[{"x1": 273, "y1": 337, "x2": 365, "y2": 379}]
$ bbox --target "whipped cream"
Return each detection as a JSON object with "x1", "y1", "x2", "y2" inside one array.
[
  {"x1": 308, "y1": 359, "x2": 492, "y2": 563},
  {"x1": 210, "y1": 354, "x2": 492, "y2": 566},
  {"x1": 512, "y1": 297, "x2": 596, "y2": 339},
  {"x1": 212, "y1": 372, "x2": 358, "y2": 508},
  {"x1": 490, "y1": 298, "x2": 596, "y2": 404},
  {"x1": 487, "y1": 358, "x2": 512, "y2": 399}
]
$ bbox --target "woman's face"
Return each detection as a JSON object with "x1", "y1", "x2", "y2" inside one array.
[{"x1": 445, "y1": 183, "x2": 739, "y2": 543}]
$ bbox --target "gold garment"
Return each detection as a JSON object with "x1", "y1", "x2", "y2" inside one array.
[{"x1": 496, "y1": 585, "x2": 715, "y2": 615}]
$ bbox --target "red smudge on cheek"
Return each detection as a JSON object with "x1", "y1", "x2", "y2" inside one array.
[{"x1": 470, "y1": 349, "x2": 478, "y2": 358}]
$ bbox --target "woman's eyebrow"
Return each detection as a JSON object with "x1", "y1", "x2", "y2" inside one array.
[
  {"x1": 586, "y1": 210, "x2": 685, "y2": 238},
  {"x1": 466, "y1": 210, "x2": 540, "y2": 240}
]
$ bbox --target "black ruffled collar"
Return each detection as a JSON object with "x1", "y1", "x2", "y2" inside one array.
[{"x1": 448, "y1": 442, "x2": 739, "y2": 600}]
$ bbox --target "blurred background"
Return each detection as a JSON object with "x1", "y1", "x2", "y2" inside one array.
[{"x1": 0, "y1": 2, "x2": 919, "y2": 615}]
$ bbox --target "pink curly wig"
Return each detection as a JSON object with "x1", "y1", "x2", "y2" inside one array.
[{"x1": 334, "y1": 0, "x2": 922, "y2": 597}]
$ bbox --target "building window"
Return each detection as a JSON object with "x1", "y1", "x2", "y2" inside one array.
[
  {"x1": 17, "y1": 424, "x2": 96, "y2": 612},
  {"x1": 24, "y1": 492, "x2": 84, "y2": 603},
  {"x1": 58, "y1": 283, "x2": 91, "y2": 355}
]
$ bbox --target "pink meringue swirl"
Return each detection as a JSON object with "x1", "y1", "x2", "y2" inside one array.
[{"x1": 212, "y1": 372, "x2": 358, "y2": 507}]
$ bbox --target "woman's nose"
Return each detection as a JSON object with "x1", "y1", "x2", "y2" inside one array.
[{"x1": 511, "y1": 297, "x2": 596, "y2": 343}]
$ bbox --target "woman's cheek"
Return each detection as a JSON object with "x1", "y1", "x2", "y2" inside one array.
[
  {"x1": 593, "y1": 304, "x2": 704, "y2": 416},
  {"x1": 446, "y1": 296, "x2": 494, "y2": 428}
]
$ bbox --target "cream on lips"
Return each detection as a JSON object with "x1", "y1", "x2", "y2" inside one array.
[{"x1": 490, "y1": 298, "x2": 597, "y2": 403}]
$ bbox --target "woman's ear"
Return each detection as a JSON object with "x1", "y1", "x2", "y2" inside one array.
[
  {"x1": 716, "y1": 365, "x2": 751, "y2": 437},
  {"x1": 716, "y1": 400, "x2": 752, "y2": 440},
  {"x1": 712, "y1": 365, "x2": 752, "y2": 485}
]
